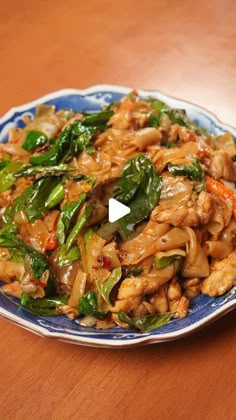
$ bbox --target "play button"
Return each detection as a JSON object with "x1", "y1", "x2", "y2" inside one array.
[{"x1": 108, "y1": 198, "x2": 131, "y2": 223}]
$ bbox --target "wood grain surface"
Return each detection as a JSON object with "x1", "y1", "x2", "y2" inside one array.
[{"x1": 0, "y1": 1, "x2": 235, "y2": 419}]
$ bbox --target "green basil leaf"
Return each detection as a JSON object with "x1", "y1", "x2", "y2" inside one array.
[
  {"x1": 0, "y1": 162, "x2": 25, "y2": 192},
  {"x1": 65, "y1": 203, "x2": 93, "y2": 251},
  {"x1": 15, "y1": 163, "x2": 75, "y2": 178},
  {"x1": 82, "y1": 109, "x2": 113, "y2": 128},
  {"x1": 25, "y1": 177, "x2": 60, "y2": 222},
  {"x1": 45, "y1": 183, "x2": 65, "y2": 209},
  {"x1": 78, "y1": 291, "x2": 107, "y2": 320},
  {"x1": 144, "y1": 97, "x2": 169, "y2": 112},
  {"x1": 29, "y1": 118, "x2": 99, "y2": 166},
  {"x1": 21, "y1": 293, "x2": 68, "y2": 316},
  {"x1": 22, "y1": 130, "x2": 47, "y2": 151},
  {"x1": 84, "y1": 228, "x2": 95, "y2": 254},
  {"x1": 167, "y1": 157, "x2": 206, "y2": 192},
  {"x1": 96, "y1": 267, "x2": 122, "y2": 304},
  {"x1": 153, "y1": 255, "x2": 183, "y2": 270},
  {"x1": 0, "y1": 234, "x2": 58, "y2": 296},
  {"x1": 57, "y1": 244, "x2": 81, "y2": 267},
  {"x1": 118, "y1": 311, "x2": 173, "y2": 332},
  {"x1": 146, "y1": 96, "x2": 211, "y2": 136},
  {"x1": 56, "y1": 194, "x2": 87, "y2": 245},
  {"x1": 116, "y1": 155, "x2": 162, "y2": 237},
  {"x1": 124, "y1": 267, "x2": 143, "y2": 278},
  {"x1": 0, "y1": 156, "x2": 11, "y2": 170}
]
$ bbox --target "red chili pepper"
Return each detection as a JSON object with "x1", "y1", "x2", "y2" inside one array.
[
  {"x1": 46, "y1": 232, "x2": 58, "y2": 251},
  {"x1": 196, "y1": 150, "x2": 205, "y2": 159},
  {"x1": 97, "y1": 255, "x2": 112, "y2": 270},
  {"x1": 31, "y1": 281, "x2": 46, "y2": 288}
]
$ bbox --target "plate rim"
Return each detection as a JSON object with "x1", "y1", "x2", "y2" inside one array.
[
  {"x1": 1, "y1": 84, "x2": 236, "y2": 133},
  {"x1": 0, "y1": 84, "x2": 236, "y2": 348},
  {"x1": 0, "y1": 295, "x2": 235, "y2": 348}
]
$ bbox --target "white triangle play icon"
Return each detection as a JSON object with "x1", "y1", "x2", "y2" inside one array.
[{"x1": 108, "y1": 198, "x2": 131, "y2": 223}]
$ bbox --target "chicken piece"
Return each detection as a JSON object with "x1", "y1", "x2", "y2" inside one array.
[
  {"x1": 214, "y1": 133, "x2": 236, "y2": 157},
  {"x1": 202, "y1": 252, "x2": 236, "y2": 297},
  {"x1": 109, "y1": 110, "x2": 134, "y2": 130},
  {"x1": 183, "y1": 277, "x2": 202, "y2": 299},
  {"x1": 167, "y1": 278, "x2": 189, "y2": 318},
  {"x1": 0, "y1": 260, "x2": 25, "y2": 283},
  {"x1": 160, "y1": 174, "x2": 193, "y2": 203},
  {"x1": 56, "y1": 305, "x2": 79, "y2": 320},
  {"x1": 150, "y1": 285, "x2": 169, "y2": 313},
  {"x1": 168, "y1": 124, "x2": 197, "y2": 144},
  {"x1": 109, "y1": 296, "x2": 143, "y2": 313},
  {"x1": 207, "y1": 150, "x2": 236, "y2": 181},
  {"x1": 117, "y1": 276, "x2": 148, "y2": 300},
  {"x1": 1, "y1": 281, "x2": 22, "y2": 298},
  {"x1": 196, "y1": 191, "x2": 214, "y2": 224},
  {"x1": 152, "y1": 191, "x2": 214, "y2": 228},
  {"x1": 152, "y1": 205, "x2": 199, "y2": 227},
  {"x1": 118, "y1": 264, "x2": 179, "y2": 300}
]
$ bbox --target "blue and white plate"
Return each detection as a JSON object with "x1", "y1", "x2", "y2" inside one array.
[{"x1": 0, "y1": 85, "x2": 235, "y2": 348}]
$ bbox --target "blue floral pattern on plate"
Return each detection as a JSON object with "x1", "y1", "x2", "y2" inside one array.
[{"x1": 0, "y1": 85, "x2": 235, "y2": 348}]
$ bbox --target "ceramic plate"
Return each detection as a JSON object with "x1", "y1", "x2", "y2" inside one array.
[{"x1": 0, "y1": 85, "x2": 235, "y2": 348}]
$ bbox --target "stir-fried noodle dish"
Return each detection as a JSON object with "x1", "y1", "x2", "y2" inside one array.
[{"x1": 0, "y1": 92, "x2": 235, "y2": 332}]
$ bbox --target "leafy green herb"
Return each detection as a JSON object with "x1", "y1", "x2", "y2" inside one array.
[
  {"x1": 0, "y1": 156, "x2": 11, "y2": 170},
  {"x1": 96, "y1": 267, "x2": 122, "y2": 304},
  {"x1": 57, "y1": 202, "x2": 92, "y2": 266},
  {"x1": 144, "y1": 97, "x2": 169, "y2": 112},
  {"x1": 21, "y1": 293, "x2": 67, "y2": 316},
  {"x1": 24, "y1": 177, "x2": 61, "y2": 222},
  {"x1": 15, "y1": 163, "x2": 75, "y2": 178},
  {"x1": 1, "y1": 183, "x2": 35, "y2": 233},
  {"x1": 22, "y1": 130, "x2": 47, "y2": 151},
  {"x1": 153, "y1": 255, "x2": 184, "y2": 270},
  {"x1": 167, "y1": 109, "x2": 210, "y2": 136},
  {"x1": 232, "y1": 155, "x2": 236, "y2": 162},
  {"x1": 1, "y1": 176, "x2": 62, "y2": 224},
  {"x1": 0, "y1": 234, "x2": 58, "y2": 296},
  {"x1": 146, "y1": 97, "x2": 210, "y2": 136},
  {"x1": 9, "y1": 248, "x2": 24, "y2": 263},
  {"x1": 165, "y1": 141, "x2": 176, "y2": 149},
  {"x1": 0, "y1": 162, "x2": 25, "y2": 192},
  {"x1": 167, "y1": 157, "x2": 206, "y2": 191},
  {"x1": 57, "y1": 244, "x2": 81, "y2": 267},
  {"x1": 68, "y1": 123, "x2": 96, "y2": 156},
  {"x1": 45, "y1": 183, "x2": 65, "y2": 209},
  {"x1": 118, "y1": 311, "x2": 173, "y2": 332},
  {"x1": 28, "y1": 111, "x2": 112, "y2": 167},
  {"x1": 123, "y1": 267, "x2": 143, "y2": 278},
  {"x1": 65, "y1": 203, "x2": 93, "y2": 251},
  {"x1": 78, "y1": 291, "x2": 107, "y2": 320},
  {"x1": 84, "y1": 228, "x2": 95, "y2": 253},
  {"x1": 56, "y1": 194, "x2": 87, "y2": 245},
  {"x1": 82, "y1": 109, "x2": 113, "y2": 129},
  {"x1": 116, "y1": 155, "x2": 162, "y2": 237},
  {"x1": 29, "y1": 124, "x2": 72, "y2": 166}
]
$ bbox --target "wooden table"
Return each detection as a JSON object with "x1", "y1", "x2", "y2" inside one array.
[{"x1": 0, "y1": 1, "x2": 235, "y2": 419}]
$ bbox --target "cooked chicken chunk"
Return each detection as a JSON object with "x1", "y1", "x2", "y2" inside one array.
[
  {"x1": 208, "y1": 150, "x2": 236, "y2": 181},
  {"x1": 152, "y1": 191, "x2": 214, "y2": 227},
  {"x1": 167, "y1": 278, "x2": 189, "y2": 318},
  {"x1": 202, "y1": 252, "x2": 236, "y2": 297},
  {"x1": 196, "y1": 191, "x2": 214, "y2": 224}
]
